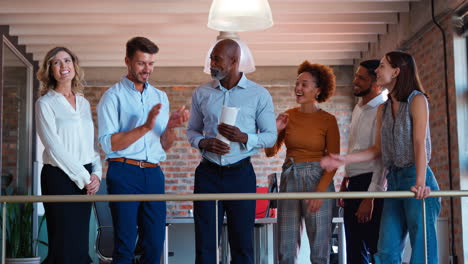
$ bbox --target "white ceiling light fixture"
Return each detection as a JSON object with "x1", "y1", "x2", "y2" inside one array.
[{"x1": 207, "y1": 0, "x2": 274, "y2": 32}]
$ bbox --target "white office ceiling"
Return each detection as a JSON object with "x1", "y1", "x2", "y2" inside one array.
[{"x1": 0, "y1": 0, "x2": 419, "y2": 67}]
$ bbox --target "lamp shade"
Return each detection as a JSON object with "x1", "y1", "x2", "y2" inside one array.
[
  {"x1": 207, "y1": 0, "x2": 274, "y2": 32},
  {"x1": 204, "y1": 37, "x2": 256, "y2": 74}
]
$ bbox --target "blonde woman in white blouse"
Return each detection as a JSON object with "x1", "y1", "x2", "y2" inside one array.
[{"x1": 36, "y1": 47, "x2": 101, "y2": 264}]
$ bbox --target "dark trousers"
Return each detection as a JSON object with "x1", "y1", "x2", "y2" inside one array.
[
  {"x1": 106, "y1": 161, "x2": 166, "y2": 264},
  {"x1": 194, "y1": 158, "x2": 256, "y2": 264},
  {"x1": 41, "y1": 164, "x2": 92, "y2": 264},
  {"x1": 343, "y1": 172, "x2": 384, "y2": 264}
]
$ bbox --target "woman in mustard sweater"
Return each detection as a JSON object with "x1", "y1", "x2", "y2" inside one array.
[{"x1": 266, "y1": 60, "x2": 339, "y2": 264}]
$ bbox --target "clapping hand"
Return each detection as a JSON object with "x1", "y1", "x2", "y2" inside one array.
[
  {"x1": 167, "y1": 105, "x2": 190, "y2": 129},
  {"x1": 143, "y1": 104, "x2": 162, "y2": 130}
]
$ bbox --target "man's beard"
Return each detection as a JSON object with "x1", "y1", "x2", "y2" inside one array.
[
  {"x1": 354, "y1": 85, "x2": 372, "y2": 97},
  {"x1": 130, "y1": 70, "x2": 148, "y2": 84},
  {"x1": 210, "y1": 67, "x2": 228, "y2": 81}
]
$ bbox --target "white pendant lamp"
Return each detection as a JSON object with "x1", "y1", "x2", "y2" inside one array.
[{"x1": 207, "y1": 0, "x2": 274, "y2": 32}]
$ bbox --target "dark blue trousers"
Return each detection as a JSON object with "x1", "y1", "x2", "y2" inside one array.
[
  {"x1": 343, "y1": 172, "x2": 384, "y2": 264},
  {"x1": 106, "y1": 161, "x2": 166, "y2": 264},
  {"x1": 193, "y1": 158, "x2": 256, "y2": 264}
]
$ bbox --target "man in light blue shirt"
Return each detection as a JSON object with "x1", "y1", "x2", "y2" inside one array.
[
  {"x1": 187, "y1": 39, "x2": 277, "y2": 264},
  {"x1": 97, "y1": 37, "x2": 188, "y2": 264}
]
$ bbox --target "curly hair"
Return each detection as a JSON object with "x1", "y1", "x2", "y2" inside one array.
[
  {"x1": 37, "y1": 47, "x2": 85, "y2": 96},
  {"x1": 297, "y1": 60, "x2": 336, "y2": 103}
]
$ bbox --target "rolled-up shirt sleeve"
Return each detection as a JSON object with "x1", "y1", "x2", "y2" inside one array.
[
  {"x1": 368, "y1": 166, "x2": 387, "y2": 192},
  {"x1": 187, "y1": 90, "x2": 205, "y2": 150},
  {"x1": 97, "y1": 92, "x2": 119, "y2": 155},
  {"x1": 36, "y1": 100, "x2": 91, "y2": 189}
]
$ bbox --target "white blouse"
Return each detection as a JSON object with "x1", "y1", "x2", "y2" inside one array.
[{"x1": 36, "y1": 90, "x2": 102, "y2": 189}]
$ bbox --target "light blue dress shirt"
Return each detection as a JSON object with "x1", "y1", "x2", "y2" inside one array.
[
  {"x1": 97, "y1": 76, "x2": 169, "y2": 163},
  {"x1": 187, "y1": 73, "x2": 277, "y2": 165}
]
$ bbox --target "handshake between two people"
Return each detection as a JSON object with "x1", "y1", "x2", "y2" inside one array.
[{"x1": 320, "y1": 153, "x2": 346, "y2": 172}]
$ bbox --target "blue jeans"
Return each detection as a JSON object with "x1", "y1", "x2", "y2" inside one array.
[{"x1": 375, "y1": 165, "x2": 440, "y2": 264}]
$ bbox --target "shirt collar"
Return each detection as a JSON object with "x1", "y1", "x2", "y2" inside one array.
[
  {"x1": 361, "y1": 90, "x2": 388, "y2": 108},
  {"x1": 215, "y1": 72, "x2": 248, "y2": 91},
  {"x1": 121, "y1": 75, "x2": 148, "y2": 92},
  {"x1": 47, "y1": 89, "x2": 79, "y2": 98},
  {"x1": 47, "y1": 89, "x2": 61, "y2": 97}
]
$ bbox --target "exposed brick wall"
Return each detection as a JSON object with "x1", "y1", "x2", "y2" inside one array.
[
  {"x1": 407, "y1": 16, "x2": 456, "y2": 214},
  {"x1": 405, "y1": 16, "x2": 464, "y2": 260},
  {"x1": 84, "y1": 80, "x2": 354, "y2": 217}
]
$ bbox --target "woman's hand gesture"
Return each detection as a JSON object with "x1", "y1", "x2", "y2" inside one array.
[{"x1": 276, "y1": 113, "x2": 289, "y2": 132}]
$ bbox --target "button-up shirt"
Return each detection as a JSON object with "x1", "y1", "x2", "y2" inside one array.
[
  {"x1": 187, "y1": 74, "x2": 277, "y2": 165},
  {"x1": 97, "y1": 76, "x2": 169, "y2": 163},
  {"x1": 345, "y1": 91, "x2": 388, "y2": 192},
  {"x1": 36, "y1": 90, "x2": 102, "y2": 189}
]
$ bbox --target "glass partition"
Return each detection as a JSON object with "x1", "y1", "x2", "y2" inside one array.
[{"x1": 1, "y1": 37, "x2": 34, "y2": 195}]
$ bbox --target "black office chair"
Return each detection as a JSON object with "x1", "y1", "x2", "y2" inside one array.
[
  {"x1": 93, "y1": 179, "x2": 143, "y2": 264},
  {"x1": 267, "y1": 172, "x2": 279, "y2": 211}
]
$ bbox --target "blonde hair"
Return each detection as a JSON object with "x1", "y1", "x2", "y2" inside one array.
[{"x1": 36, "y1": 47, "x2": 85, "y2": 96}]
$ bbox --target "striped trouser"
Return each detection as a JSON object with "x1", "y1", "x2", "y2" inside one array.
[{"x1": 277, "y1": 160, "x2": 335, "y2": 264}]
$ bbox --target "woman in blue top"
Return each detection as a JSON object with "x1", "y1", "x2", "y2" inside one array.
[{"x1": 321, "y1": 51, "x2": 440, "y2": 264}]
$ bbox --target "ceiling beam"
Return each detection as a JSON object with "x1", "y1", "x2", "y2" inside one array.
[
  {"x1": 270, "y1": 2, "x2": 409, "y2": 13},
  {"x1": 10, "y1": 24, "x2": 386, "y2": 36},
  {"x1": 18, "y1": 34, "x2": 379, "y2": 45},
  {"x1": 26, "y1": 42, "x2": 369, "y2": 54},
  {"x1": 72, "y1": 58, "x2": 355, "y2": 67},
  {"x1": 33, "y1": 50, "x2": 360, "y2": 62},
  {"x1": 0, "y1": 0, "x2": 409, "y2": 14},
  {"x1": 262, "y1": 24, "x2": 387, "y2": 34},
  {"x1": 0, "y1": 13, "x2": 398, "y2": 25}
]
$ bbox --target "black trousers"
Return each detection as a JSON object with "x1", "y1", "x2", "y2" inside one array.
[
  {"x1": 343, "y1": 172, "x2": 384, "y2": 264},
  {"x1": 41, "y1": 164, "x2": 93, "y2": 264}
]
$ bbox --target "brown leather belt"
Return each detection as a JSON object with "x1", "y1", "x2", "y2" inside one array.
[{"x1": 108, "y1": 158, "x2": 159, "y2": 168}]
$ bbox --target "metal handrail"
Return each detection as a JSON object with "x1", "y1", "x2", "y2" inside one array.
[
  {"x1": 2, "y1": 190, "x2": 467, "y2": 264},
  {"x1": 0, "y1": 190, "x2": 467, "y2": 203}
]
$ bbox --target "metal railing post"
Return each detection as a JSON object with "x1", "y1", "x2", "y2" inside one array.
[
  {"x1": 2, "y1": 202, "x2": 6, "y2": 264},
  {"x1": 422, "y1": 198, "x2": 428, "y2": 264},
  {"x1": 216, "y1": 200, "x2": 219, "y2": 264}
]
